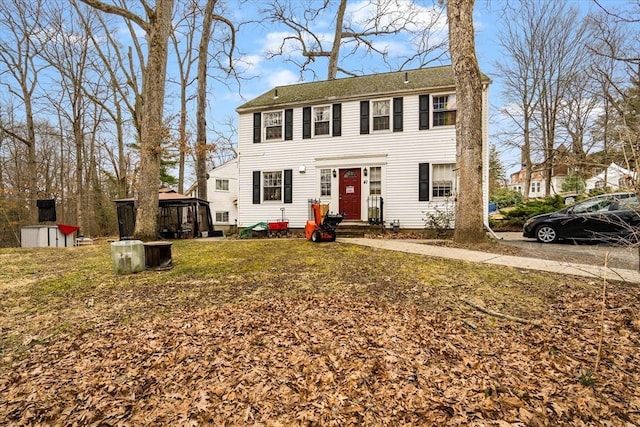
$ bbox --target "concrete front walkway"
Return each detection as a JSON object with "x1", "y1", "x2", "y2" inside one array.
[{"x1": 340, "y1": 238, "x2": 640, "y2": 284}]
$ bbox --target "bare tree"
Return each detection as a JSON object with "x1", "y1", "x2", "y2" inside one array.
[
  {"x1": 80, "y1": 0, "x2": 175, "y2": 240},
  {"x1": 496, "y1": 0, "x2": 591, "y2": 198},
  {"x1": 446, "y1": 0, "x2": 485, "y2": 243},
  {"x1": 0, "y1": 0, "x2": 51, "y2": 223},
  {"x1": 195, "y1": 0, "x2": 236, "y2": 201},
  {"x1": 170, "y1": 2, "x2": 198, "y2": 194},
  {"x1": 73, "y1": 0, "x2": 137, "y2": 199},
  {"x1": 262, "y1": 0, "x2": 447, "y2": 80}
]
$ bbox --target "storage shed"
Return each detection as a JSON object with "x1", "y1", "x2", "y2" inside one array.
[{"x1": 115, "y1": 189, "x2": 215, "y2": 240}]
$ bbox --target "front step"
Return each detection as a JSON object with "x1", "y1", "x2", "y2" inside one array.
[{"x1": 335, "y1": 221, "x2": 384, "y2": 238}]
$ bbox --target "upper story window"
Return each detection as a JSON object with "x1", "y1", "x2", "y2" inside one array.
[
  {"x1": 372, "y1": 100, "x2": 390, "y2": 131},
  {"x1": 264, "y1": 111, "x2": 283, "y2": 140},
  {"x1": 433, "y1": 94, "x2": 457, "y2": 127},
  {"x1": 314, "y1": 106, "x2": 330, "y2": 136},
  {"x1": 215, "y1": 179, "x2": 229, "y2": 191},
  {"x1": 263, "y1": 171, "x2": 282, "y2": 201}
]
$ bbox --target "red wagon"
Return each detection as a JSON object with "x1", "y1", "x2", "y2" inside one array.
[{"x1": 267, "y1": 208, "x2": 289, "y2": 237}]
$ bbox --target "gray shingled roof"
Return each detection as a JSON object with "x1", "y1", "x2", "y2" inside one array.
[{"x1": 236, "y1": 65, "x2": 490, "y2": 112}]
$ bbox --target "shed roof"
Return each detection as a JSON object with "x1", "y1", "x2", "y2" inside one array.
[{"x1": 237, "y1": 65, "x2": 491, "y2": 112}]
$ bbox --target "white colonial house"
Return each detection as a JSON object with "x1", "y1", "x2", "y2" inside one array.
[{"x1": 235, "y1": 66, "x2": 491, "y2": 230}]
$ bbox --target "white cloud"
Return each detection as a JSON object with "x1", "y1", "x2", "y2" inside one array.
[
  {"x1": 233, "y1": 54, "x2": 263, "y2": 74},
  {"x1": 265, "y1": 69, "x2": 299, "y2": 88},
  {"x1": 346, "y1": 0, "x2": 446, "y2": 34}
]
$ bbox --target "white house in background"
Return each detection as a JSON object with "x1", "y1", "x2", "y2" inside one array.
[
  {"x1": 508, "y1": 169, "x2": 568, "y2": 198},
  {"x1": 585, "y1": 162, "x2": 636, "y2": 191},
  {"x1": 206, "y1": 158, "x2": 239, "y2": 232},
  {"x1": 185, "y1": 158, "x2": 239, "y2": 233},
  {"x1": 235, "y1": 66, "x2": 491, "y2": 230}
]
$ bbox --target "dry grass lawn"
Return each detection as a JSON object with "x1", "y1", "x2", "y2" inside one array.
[{"x1": 1, "y1": 238, "x2": 639, "y2": 425}]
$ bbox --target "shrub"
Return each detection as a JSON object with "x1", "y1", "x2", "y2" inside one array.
[
  {"x1": 490, "y1": 188, "x2": 523, "y2": 208},
  {"x1": 496, "y1": 195, "x2": 566, "y2": 228}
]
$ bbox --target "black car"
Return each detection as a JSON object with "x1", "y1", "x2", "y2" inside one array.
[{"x1": 523, "y1": 192, "x2": 640, "y2": 243}]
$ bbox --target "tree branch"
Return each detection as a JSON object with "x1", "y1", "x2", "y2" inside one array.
[{"x1": 79, "y1": 0, "x2": 149, "y2": 31}]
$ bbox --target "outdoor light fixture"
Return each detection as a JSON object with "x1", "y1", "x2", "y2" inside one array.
[
  {"x1": 332, "y1": 169, "x2": 337, "y2": 178},
  {"x1": 363, "y1": 167, "x2": 368, "y2": 177}
]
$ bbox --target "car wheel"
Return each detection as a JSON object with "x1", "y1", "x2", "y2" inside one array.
[
  {"x1": 311, "y1": 230, "x2": 321, "y2": 243},
  {"x1": 535, "y1": 225, "x2": 558, "y2": 243}
]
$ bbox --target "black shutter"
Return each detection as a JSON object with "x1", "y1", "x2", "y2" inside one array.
[
  {"x1": 419, "y1": 95, "x2": 430, "y2": 130},
  {"x1": 284, "y1": 169, "x2": 293, "y2": 204},
  {"x1": 302, "y1": 107, "x2": 311, "y2": 139},
  {"x1": 332, "y1": 103, "x2": 341, "y2": 136},
  {"x1": 252, "y1": 171, "x2": 261, "y2": 204},
  {"x1": 393, "y1": 97, "x2": 403, "y2": 132},
  {"x1": 419, "y1": 163, "x2": 430, "y2": 201},
  {"x1": 284, "y1": 109, "x2": 293, "y2": 140},
  {"x1": 253, "y1": 113, "x2": 261, "y2": 143},
  {"x1": 360, "y1": 101, "x2": 369, "y2": 134}
]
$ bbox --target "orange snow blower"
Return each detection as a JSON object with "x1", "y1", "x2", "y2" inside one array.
[{"x1": 305, "y1": 201, "x2": 345, "y2": 243}]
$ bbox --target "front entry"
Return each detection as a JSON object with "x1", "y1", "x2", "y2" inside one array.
[{"x1": 339, "y1": 168, "x2": 361, "y2": 220}]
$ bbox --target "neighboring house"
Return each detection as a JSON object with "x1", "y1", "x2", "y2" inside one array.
[
  {"x1": 235, "y1": 66, "x2": 491, "y2": 230},
  {"x1": 508, "y1": 146, "x2": 571, "y2": 198},
  {"x1": 185, "y1": 158, "x2": 239, "y2": 234},
  {"x1": 207, "y1": 158, "x2": 238, "y2": 232},
  {"x1": 508, "y1": 169, "x2": 567, "y2": 198},
  {"x1": 585, "y1": 162, "x2": 636, "y2": 191}
]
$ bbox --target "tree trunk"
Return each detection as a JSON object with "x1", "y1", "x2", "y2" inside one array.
[
  {"x1": 447, "y1": 0, "x2": 485, "y2": 244},
  {"x1": 196, "y1": 0, "x2": 217, "y2": 201},
  {"x1": 133, "y1": 0, "x2": 174, "y2": 241},
  {"x1": 327, "y1": 0, "x2": 347, "y2": 80}
]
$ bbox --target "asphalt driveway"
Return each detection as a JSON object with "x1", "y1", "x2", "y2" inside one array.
[{"x1": 495, "y1": 232, "x2": 640, "y2": 271}]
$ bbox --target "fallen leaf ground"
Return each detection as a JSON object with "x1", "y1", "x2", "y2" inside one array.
[{"x1": 1, "y1": 239, "x2": 639, "y2": 426}]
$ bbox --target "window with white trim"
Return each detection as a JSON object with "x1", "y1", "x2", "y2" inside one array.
[
  {"x1": 432, "y1": 163, "x2": 456, "y2": 198},
  {"x1": 433, "y1": 94, "x2": 457, "y2": 126},
  {"x1": 314, "y1": 106, "x2": 330, "y2": 136},
  {"x1": 372, "y1": 100, "x2": 390, "y2": 131},
  {"x1": 369, "y1": 167, "x2": 381, "y2": 195},
  {"x1": 320, "y1": 168, "x2": 331, "y2": 196},
  {"x1": 264, "y1": 111, "x2": 283, "y2": 140},
  {"x1": 263, "y1": 171, "x2": 282, "y2": 201},
  {"x1": 531, "y1": 182, "x2": 540, "y2": 193},
  {"x1": 215, "y1": 211, "x2": 229, "y2": 223},
  {"x1": 215, "y1": 179, "x2": 229, "y2": 191}
]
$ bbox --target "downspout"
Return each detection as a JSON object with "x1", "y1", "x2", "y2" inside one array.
[{"x1": 481, "y1": 81, "x2": 500, "y2": 241}]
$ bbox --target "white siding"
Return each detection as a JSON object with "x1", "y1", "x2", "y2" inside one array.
[
  {"x1": 238, "y1": 91, "x2": 489, "y2": 230},
  {"x1": 206, "y1": 158, "x2": 238, "y2": 227}
]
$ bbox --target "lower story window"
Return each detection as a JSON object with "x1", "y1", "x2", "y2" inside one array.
[
  {"x1": 531, "y1": 182, "x2": 540, "y2": 193},
  {"x1": 320, "y1": 168, "x2": 331, "y2": 196},
  {"x1": 369, "y1": 166, "x2": 381, "y2": 195},
  {"x1": 215, "y1": 211, "x2": 229, "y2": 223},
  {"x1": 432, "y1": 163, "x2": 456, "y2": 198},
  {"x1": 263, "y1": 171, "x2": 282, "y2": 201}
]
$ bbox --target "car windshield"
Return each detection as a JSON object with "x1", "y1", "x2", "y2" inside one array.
[{"x1": 616, "y1": 195, "x2": 640, "y2": 210}]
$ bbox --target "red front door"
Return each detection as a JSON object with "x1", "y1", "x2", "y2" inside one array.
[{"x1": 339, "y1": 168, "x2": 361, "y2": 220}]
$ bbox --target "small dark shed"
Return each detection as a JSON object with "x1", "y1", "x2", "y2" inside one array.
[{"x1": 115, "y1": 189, "x2": 215, "y2": 240}]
